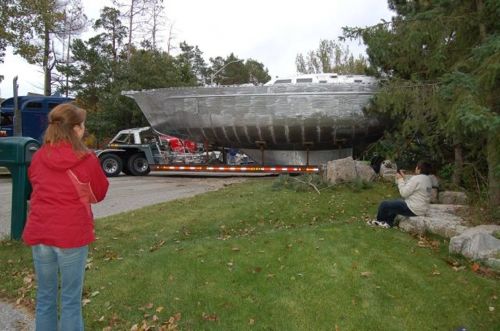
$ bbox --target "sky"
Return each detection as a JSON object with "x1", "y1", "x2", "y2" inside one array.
[{"x1": 0, "y1": 0, "x2": 394, "y2": 98}]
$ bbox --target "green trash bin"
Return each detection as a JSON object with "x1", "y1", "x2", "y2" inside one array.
[{"x1": 0, "y1": 137, "x2": 40, "y2": 240}]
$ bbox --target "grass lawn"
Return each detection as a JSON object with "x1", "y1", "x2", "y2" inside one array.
[{"x1": 0, "y1": 177, "x2": 498, "y2": 330}]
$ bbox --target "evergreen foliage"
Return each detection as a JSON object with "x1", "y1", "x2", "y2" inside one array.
[{"x1": 343, "y1": 0, "x2": 499, "y2": 216}]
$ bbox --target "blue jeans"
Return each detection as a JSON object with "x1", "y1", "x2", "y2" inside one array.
[
  {"x1": 32, "y1": 244, "x2": 88, "y2": 331},
  {"x1": 376, "y1": 199, "x2": 416, "y2": 227}
]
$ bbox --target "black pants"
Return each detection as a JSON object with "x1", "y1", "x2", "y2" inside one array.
[{"x1": 376, "y1": 199, "x2": 416, "y2": 227}]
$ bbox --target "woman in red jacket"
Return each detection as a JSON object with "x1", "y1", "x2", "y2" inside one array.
[{"x1": 23, "y1": 104, "x2": 109, "y2": 331}]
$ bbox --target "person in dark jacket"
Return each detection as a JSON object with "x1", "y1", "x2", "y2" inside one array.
[{"x1": 23, "y1": 104, "x2": 109, "y2": 331}]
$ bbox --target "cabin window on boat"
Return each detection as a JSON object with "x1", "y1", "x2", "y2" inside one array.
[
  {"x1": 296, "y1": 78, "x2": 313, "y2": 83},
  {"x1": 354, "y1": 79, "x2": 363, "y2": 83},
  {"x1": 330, "y1": 75, "x2": 338, "y2": 78},
  {"x1": 274, "y1": 79, "x2": 292, "y2": 84},
  {"x1": 114, "y1": 133, "x2": 133, "y2": 144},
  {"x1": 319, "y1": 80, "x2": 327, "y2": 83}
]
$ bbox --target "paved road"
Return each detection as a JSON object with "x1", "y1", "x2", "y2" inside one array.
[
  {"x1": 1, "y1": 172, "x2": 252, "y2": 239},
  {"x1": 0, "y1": 172, "x2": 256, "y2": 330}
]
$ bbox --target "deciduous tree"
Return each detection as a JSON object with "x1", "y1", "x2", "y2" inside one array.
[
  {"x1": 7, "y1": 0, "x2": 67, "y2": 95},
  {"x1": 296, "y1": 39, "x2": 368, "y2": 75}
]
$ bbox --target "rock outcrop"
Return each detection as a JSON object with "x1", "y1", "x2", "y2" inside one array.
[
  {"x1": 398, "y1": 204, "x2": 469, "y2": 238},
  {"x1": 449, "y1": 225, "x2": 500, "y2": 261},
  {"x1": 324, "y1": 157, "x2": 376, "y2": 184}
]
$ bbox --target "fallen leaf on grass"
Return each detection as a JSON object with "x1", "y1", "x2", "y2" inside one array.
[
  {"x1": 161, "y1": 313, "x2": 181, "y2": 331},
  {"x1": 23, "y1": 276, "x2": 34, "y2": 284},
  {"x1": 156, "y1": 306, "x2": 164, "y2": 313},
  {"x1": 249, "y1": 318, "x2": 255, "y2": 325},
  {"x1": 452, "y1": 265, "x2": 466, "y2": 272},
  {"x1": 231, "y1": 247, "x2": 240, "y2": 252},
  {"x1": 470, "y1": 264, "x2": 498, "y2": 278},
  {"x1": 360, "y1": 271, "x2": 372, "y2": 277},
  {"x1": 150, "y1": 240, "x2": 166, "y2": 252},
  {"x1": 416, "y1": 235, "x2": 440, "y2": 250},
  {"x1": 202, "y1": 312, "x2": 219, "y2": 321},
  {"x1": 82, "y1": 298, "x2": 91, "y2": 306}
]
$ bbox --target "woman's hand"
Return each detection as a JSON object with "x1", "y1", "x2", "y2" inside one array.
[{"x1": 396, "y1": 171, "x2": 404, "y2": 180}]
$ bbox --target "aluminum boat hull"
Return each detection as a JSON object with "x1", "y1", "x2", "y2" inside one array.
[{"x1": 124, "y1": 81, "x2": 382, "y2": 165}]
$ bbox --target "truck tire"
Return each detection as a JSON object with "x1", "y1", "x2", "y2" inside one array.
[
  {"x1": 122, "y1": 163, "x2": 132, "y2": 175},
  {"x1": 100, "y1": 154, "x2": 123, "y2": 177},
  {"x1": 127, "y1": 153, "x2": 151, "y2": 176}
]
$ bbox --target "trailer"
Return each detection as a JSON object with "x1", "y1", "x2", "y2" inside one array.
[{"x1": 97, "y1": 127, "x2": 319, "y2": 176}]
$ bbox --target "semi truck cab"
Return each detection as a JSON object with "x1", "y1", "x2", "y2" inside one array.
[{"x1": 0, "y1": 95, "x2": 73, "y2": 140}]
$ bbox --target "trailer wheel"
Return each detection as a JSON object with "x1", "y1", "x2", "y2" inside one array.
[
  {"x1": 122, "y1": 163, "x2": 132, "y2": 175},
  {"x1": 127, "y1": 153, "x2": 151, "y2": 176},
  {"x1": 100, "y1": 154, "x2": 123, "y2": 177}
]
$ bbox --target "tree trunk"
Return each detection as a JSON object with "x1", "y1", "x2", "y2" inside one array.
[
  {"x1": 453, "y1": 143, "x2": 463, "y2": 187},
  {"x1": 487, "y1": 131, "x2": 500, "y2": 216},
  {"x1": 127, "y1": 0, "x2": 134, "y2": 60},
  {"x1": 477, "y1": 0, "x2": 499, "y2": 214},
  {"x1": 43, "y1": 25, "x2": 51, "y2": 96},
  {"x1": 112, "y1": 25, "x2": 117, "y2": 61},
  {"x1": 476, "y1": 0, "x2": 487, "y2": 40},
  {"x1": 65, "y1": 33, "x2": 71, "y2": 97}
]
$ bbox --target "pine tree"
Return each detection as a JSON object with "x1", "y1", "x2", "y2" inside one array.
[{"x1": 343, "y1": 0, "x2": 499, "y2": 216}]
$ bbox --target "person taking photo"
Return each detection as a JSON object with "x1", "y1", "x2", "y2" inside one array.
[{"x1": 368, "y1": 160, "x2": 433, "y2": 228}]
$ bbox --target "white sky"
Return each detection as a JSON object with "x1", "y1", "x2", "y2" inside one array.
[{"x1": 0, "y1": 0, "x2": 394, "y2": 98}]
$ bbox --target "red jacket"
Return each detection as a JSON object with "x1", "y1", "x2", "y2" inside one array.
[{"x1": 23, "y1": 143, "x2": 109, "y2": 248}]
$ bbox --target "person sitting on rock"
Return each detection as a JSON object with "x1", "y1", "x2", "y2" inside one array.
[{"x1": 368, "y1": 160, "x2": 433, "y2": 228}]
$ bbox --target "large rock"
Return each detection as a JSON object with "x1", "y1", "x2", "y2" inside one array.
[
  {"x1": 355, "y1": 161, "x2": 377, "y2": 182},
  {"x1": 324, "y1": 157, "x2": 376, "y2": 184},
  {"x1": 398, "y1": 204, "x2": 468, "y2": 238},
  {"x1": 439, "y1": 191, "x2": 468, "y2": 205},
  {"x1": 449, "y1": 225, "x2": 500, "y2": 261},
  {"x1": 429, "y1": 175, "x2": 440, "y2": 204},
  {"x1": 430, "y1": 188, "x2": 439, "y2": 204},
  {"x1": 379, "y1": 160, "x2": 398, "y2": 181}
]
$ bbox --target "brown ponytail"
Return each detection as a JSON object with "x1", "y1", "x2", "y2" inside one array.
[{"x1": 44, "y1": 103, "x2": 88, "y2": 153}]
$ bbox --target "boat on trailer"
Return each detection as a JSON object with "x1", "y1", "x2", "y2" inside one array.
[{"x1": 123, "y1": 73, "x2": 383, "y2": 165}]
